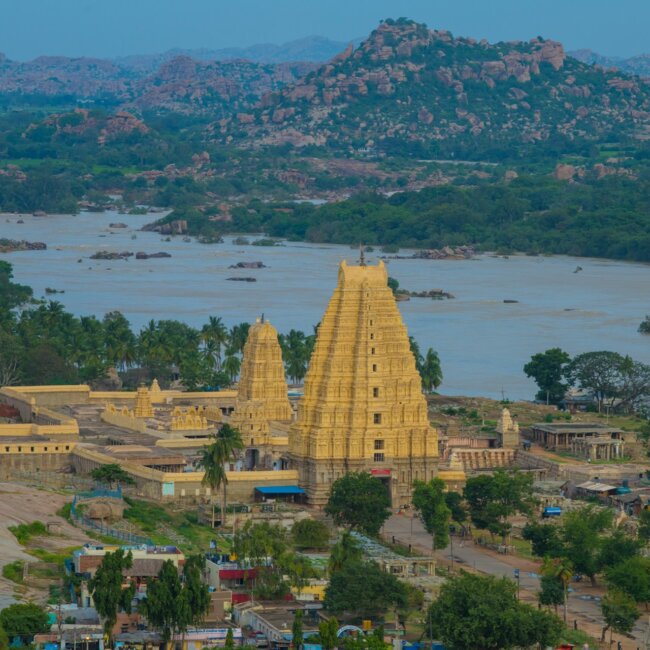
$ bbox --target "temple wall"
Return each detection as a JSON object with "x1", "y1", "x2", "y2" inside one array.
[
  {"x1": 72, "y1": 446, "x2": 299, "y2": 502},
  {"x1": 101, "y1": 410, "x2": 148, "y2": 433}
]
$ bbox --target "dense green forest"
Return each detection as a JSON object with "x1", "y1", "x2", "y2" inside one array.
[{"x1": 166, "y1": 174, "x2": 650, "y2": 262}]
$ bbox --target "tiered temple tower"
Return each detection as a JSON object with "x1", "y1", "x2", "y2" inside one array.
[
  {"x1": 133, "y1": 384, "x2": 153, "y2": 418},
  {"x1": 230, "y1": 317, "x2": 293, "y2": 447},
  {"x1": 496, "y1": 408, "x2": 520, "y2": 448},
  {"x1": 288, "y1": 260, "x2": 439, "y2": 506}
]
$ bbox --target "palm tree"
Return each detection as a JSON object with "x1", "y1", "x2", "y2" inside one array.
[
  {"x1": 420, "y1": 348, "x2": 443, "y2": 393},
  {"x1": 328, "y1": 530, "x2": 362, "y2": 574},
  {"x1": 223, "y1": 351, "x2": 241, "y2": 385},
  {"x1": 229, "y1": 322, "x2": 250, "y2": 355},
  {"x1": 409, "y1": 336, "x2": 424, "y2": 374},
  {"x1": 201, "y1": 316, "x2": 228, "y2": 370},
  {"x1": 198, "y1": 424, "x2": 244, "y2": 528},
  {"x1": 543, "y1": 557, "x2": 573, "y2": 623}
]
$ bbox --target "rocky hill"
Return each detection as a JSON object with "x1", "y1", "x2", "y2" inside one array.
[
  {"x1": 221, "y1": 19, "x2": 650, "y2": 155},
  {"x1": 0, "y1": 52, "x2": 315, "y2": 113}
]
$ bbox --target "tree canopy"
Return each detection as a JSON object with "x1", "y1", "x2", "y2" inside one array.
[
  {"x1": 412, "y1": 478, "x2": 451, "y2": 549},
  {"x1": 325, "y1": 472, "x2": 391, "y2": 536},
  {"x1": 88, "y1": 549, "x2": 135, "y2": 638},
  {"x1": 428, "y1": 572, "x2": 563, "y2": 650},
  {"x1": 90, "y1": 463, "x2": 135, "y2": 489},
  {"x1": 523, "y1": 347, "x2": 571, "y2": 404},
  {"x1": 324, "y1": 559, "x2": 407, "y2": 617},
  {"x1": 0, "y1": 603, "x2": 49, "y2": 642},
  {"x1": 463, "y1": 470, "x2": 536, "y2": 540}
]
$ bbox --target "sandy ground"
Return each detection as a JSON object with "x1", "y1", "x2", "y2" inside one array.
[{"x1": 0, "y1": 483, "x2": 91, "y2": 608}]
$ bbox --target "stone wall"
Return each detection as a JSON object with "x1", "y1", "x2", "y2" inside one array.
[{"x1": 0, "y1": 448, "x2": 75, "y2": 480}]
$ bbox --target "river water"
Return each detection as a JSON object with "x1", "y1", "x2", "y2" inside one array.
[{"x1": 2, "y1": 210, "x2": 649, "y2": 400}]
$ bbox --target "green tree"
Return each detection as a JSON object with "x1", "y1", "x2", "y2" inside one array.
[
  {"x1": 224, "y1": 627, "x2": 235, "y2": 650},
  {"x1": 90, "y1": 463, "x2": 135, "y2": 489},
  {"x1": 88, "y1": 549, "x2": 136, "y2": 639},
  {"x1": 292, "y1": 609, "x2": 304, "y2": 650},
  {"x1": 319, "y1": 617, "x2": 339, "y2": 650},
  {"x1": 182, "y1": 555, "x2": 211, "y2": 628},
  {"x1": 523, "y1": 348, "x2": 571, "y2": 404},
  {"x1": 522, "y1": 521, "x2": 565, "y2": 558},
  {"x1": 598, "y1": 528, "x2": 642, "y2": 568},
  {"x1": 0, "y1": 624, "x2": 8, "y2": 650},
  {"x1": 292, "y1": 518, "x2": 330, "y2": 549},
  {"x1": 561, "y1": 505, "x2": 613, "y2": 586},
  {"x1": 198, "y1": 423, "x2": 244, "y2": 528},
  {"x1": 601, "y1": 590, "x2": 640, "y2": 644},
  {"x1": 0, "y1": 261, "x2": 32, "y2": 313},
  {"x1": 542, "y1": 557, "x2": 573, "y2": 623},
  {"x1": 420, "y1": 348, "x2": 443, "y2": 392},
  {"x1": 605, "y1": 556, "x2": 650, "y2": 604},
  {"x1": 412, "y1": 478, "x2": 451, "y2": 550},
  {"x1": 325, "y1": 472, "x2": 391, "y2": 536},
  {"x1": 638, "y1": 509, "x2": 650, "y2": 543},
  {"x1": 427, "y1": 572, "x2": 563, "y2": 650},
  {"x1": 444, "y1": 491, "x2": 467, "y2": 527},
  {"x1": 143, "y1": 559, "x2": 191, "y2": 643},
  {"x1": 328, "y1": 530, "x2": 363, "y2": 574},
  {"x1": 325, "y1": 560, "x2": 407, "y2": 618},
  {"x1": 463, "y1": 470, "x2": 536, "y2": 541},
  {"x1": 103, "y1": 311, "x2": 136, "y2": 371},
  {"x1": 0, "y1": 603, "x2": 49, "y2": 643},
  {"x1": 201, "y1": 316, "x2": 229, "y2": 370},
  {"x1": 538, "y1": 574, "x2": 564, "y2": 614},
  {"x1": 566, "y1": 351, "x2": 625, "y2": 412}
]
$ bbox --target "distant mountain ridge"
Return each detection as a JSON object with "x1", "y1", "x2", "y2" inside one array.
[
  {"x1": 569, "y1": 49, "x2": 650, "y2": 79},
  {"x1": 115, "y1": 35, "x2": 361, "y2": 72}
]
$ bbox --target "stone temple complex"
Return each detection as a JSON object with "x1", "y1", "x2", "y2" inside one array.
[
  {"x1": 288, "y1": 260, "x2": 439, "y2": 506},
  {"x1": 11, "y1": 255, "x2": 638, "y2": 509}
]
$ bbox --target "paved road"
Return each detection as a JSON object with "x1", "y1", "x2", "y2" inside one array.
[{"x1": 383, "y1": 514, "x2": 649, "y2": 649}]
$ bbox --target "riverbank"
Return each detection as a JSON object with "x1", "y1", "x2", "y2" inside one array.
[{"x1": 1, "y1": 210, "x2": 649, "y2": 400}]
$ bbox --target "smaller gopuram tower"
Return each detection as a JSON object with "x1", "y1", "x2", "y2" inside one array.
[
  {"x1": 288, "y1": 259, "x2": 438, "y2": 506},
  {"x1": 496, "y1": 408, "x2": 519, "y2": 448},
  {"x1": 230, "y1": 317, "x2": 293, "y2": 446},
  {"x1": 133, "y1": 384, "x2": 153, "y2": 418}
]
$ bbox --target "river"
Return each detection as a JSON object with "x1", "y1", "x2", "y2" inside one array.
[{"x1": 2, "y1": 210, "x2": 649, "y2": 400}]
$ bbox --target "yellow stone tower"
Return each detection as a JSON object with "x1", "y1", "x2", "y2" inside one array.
[
  {"x1": 288, "y1": 259, "x2": 439, "y2": 506},
  {"x1": 133, "y1": 384, "x2": 153, "y2": 418},
  {"x1": 230, "y1": 317, "x2": 293, "y2": 446}
]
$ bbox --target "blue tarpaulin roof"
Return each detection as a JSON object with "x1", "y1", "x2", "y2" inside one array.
[{"x1": 255, "y1": 485, "x2": 305, "y2": 495}]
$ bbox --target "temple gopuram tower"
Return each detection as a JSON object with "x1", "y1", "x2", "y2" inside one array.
[
  {"x1": 496, "y1": 408, "x2": 520, "y2": 448},
  {"x1": 133, "y1": 384, "x2": 153, "y2": 418},
  {"x1": 288, "y1": 259, "x2": 439, "y2": 506},
  {"x1": 230, "y1": 317, "x2": 293, "y2": 448}
]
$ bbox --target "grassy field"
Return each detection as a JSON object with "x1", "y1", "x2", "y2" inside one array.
[{"x1": 122, "y1": 497, "x2": 231, "y2": 553}]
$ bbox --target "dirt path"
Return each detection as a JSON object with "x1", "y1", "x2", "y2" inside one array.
[{"x1": 0, "y1": 483, "x2": 91, "y2": 608}]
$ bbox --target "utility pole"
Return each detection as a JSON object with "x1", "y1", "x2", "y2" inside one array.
[{"x1": 449, "y1": 528, "x2": 454, "y2": 572}]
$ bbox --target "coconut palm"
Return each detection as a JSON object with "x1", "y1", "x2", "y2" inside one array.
[
  {"x1": 420, "y1": 348, "x2": 443, "y2": 393},
  {"x1": 223, "y1": 351, "x2": 241, "y2": 385},
  {"x1": 198, "y1": 424, "x2": 244, "y2": 528},
  {"x1": 201, "y1": 316, "x2": 228, "y2": 370},
  {"x1": 543, "y1": 556, "x2": 573, "y2": 623}
]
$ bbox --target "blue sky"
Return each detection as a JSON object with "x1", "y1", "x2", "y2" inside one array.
[{"x1": 2, "y1": 0, "x2": 648, "y2": 60}]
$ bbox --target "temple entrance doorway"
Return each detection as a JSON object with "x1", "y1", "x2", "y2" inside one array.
[{"x1": 245, "y1": 448, "x2": 259, "y2": 470}]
